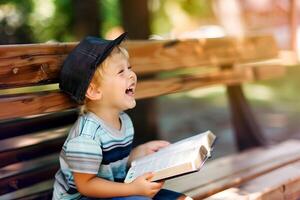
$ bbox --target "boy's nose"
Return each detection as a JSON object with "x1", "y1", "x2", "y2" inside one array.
[{"x1": 129, "y1": 71, "x2": 137, "y2": 82}]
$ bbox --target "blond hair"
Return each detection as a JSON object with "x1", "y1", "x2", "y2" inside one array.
[{"x1": 80, "y1": 46, "x2": 129, "y2": 115}]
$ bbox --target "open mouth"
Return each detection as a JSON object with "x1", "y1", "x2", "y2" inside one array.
[{"x1": 125, "y1": 85, "x2": 135, "y2": 96}]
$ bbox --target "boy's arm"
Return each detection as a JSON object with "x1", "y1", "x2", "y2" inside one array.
[
  {"x1": 73, "y1": 172, "x2": 163, "y2": 198},
  {"x1": 128, "y1": 140, "x2": 170, "y2": 165}
]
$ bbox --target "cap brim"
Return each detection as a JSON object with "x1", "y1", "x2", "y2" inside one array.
[
  {"x1": 94, "y1": 32, "x2": 128, "y2": 67},
  {"x1": 113, "y1": 32, "x2": 128, "y2": 45}
]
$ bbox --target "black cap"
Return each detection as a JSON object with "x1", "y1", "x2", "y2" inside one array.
[{"x1": 59, "y1": 32, "x2": 127, "y2": 104}]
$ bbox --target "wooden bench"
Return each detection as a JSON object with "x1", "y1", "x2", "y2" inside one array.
[{"x1": 0, "y1": 35, "x2": 294, "y2": 199}]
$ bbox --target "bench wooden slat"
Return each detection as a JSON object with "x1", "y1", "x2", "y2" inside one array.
[
  {"x1": 236, "y1": 59, "x2": 286, "y2": 80},
  {"x1": 0, "y1": 36, "x2": 278, "y2": 89},
  {"x1": 0, "y1": 154, "x2": 58, "y2": 180},
  {"x1": 0, "y1": 154, "x2": 58, "y2": 194},
  {"x1": 0, "y1": 69, "x2": 252, "y2": 120},
  {"x1": 0, "y1": 127, "x2": 68, "y2": 152},
  {"x1": 129, "y1": 35, "x2": 278, "y2": 75},
  {"x1": 0, "y1": 180, "x2": 53, "y2": 200},
  {"x1": 0, "y1": 109, "x2": 77, "y2": 140},
  {"x1": 205, "y1": 161, "x2": 300, "y2": 200},
  {"x1": 0, "y1": 91, "x2": 77, "y2": 121},
  {"x1": 164, "y1": 140, "x2": 300, "y2": 199},
  {"x1": 252, "y1": 63, "x2": 287, "y2": 80},
  {"x1": 0, "y1": 55, "x2": 66, "y2": 88},
  {"x1": 0, "y1": 127, "x2": 68, "y2": 167},
  {"x1": 136, "y1": 69, "x2": 252, "y2": 99},
  {"x1": 0, "y1": 43, "x2": 74, "y2": 58}
]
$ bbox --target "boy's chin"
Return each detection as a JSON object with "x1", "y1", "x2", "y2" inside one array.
[
  {"x1": 123, "y1": 102, "x2": 136, "y2": 111},
  {"x1": 128, "y1": 102, "x2": 136, "y2": 109}
]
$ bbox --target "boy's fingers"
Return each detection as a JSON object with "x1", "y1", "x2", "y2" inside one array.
[
  {"x1": 150, "y1": 181, "x2": 164, "y2": 189},
  {"x1": 160, "y1": 140, "x2": 170, "y2": 145},
  {"x1": 154, "y1": 141, "x2": 170, "y2": 149},
  {"x1": 143, "y1": 172, "x2": 154, "y2": 180}
]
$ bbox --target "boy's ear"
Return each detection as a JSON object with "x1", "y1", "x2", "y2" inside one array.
[{"x1": 85, "y1": 83, "x2": 102, "y2": 100}]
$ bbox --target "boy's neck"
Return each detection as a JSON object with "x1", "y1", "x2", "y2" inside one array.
[{"x1": 89, "y1": 107, "x2": 121, "y2": 130}]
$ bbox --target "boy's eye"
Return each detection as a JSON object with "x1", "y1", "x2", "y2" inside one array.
[
  {"x1": 118, "y1": 69, "x2": 124, "y2": 74},
  {"x1": 128, "y1": 66, "x2": 132, "y2": 70}
]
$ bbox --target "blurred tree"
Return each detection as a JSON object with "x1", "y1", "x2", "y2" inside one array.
[
  {"x1": 120, "y1": 0, "x2": 150, "y2": 38},
  {"x1": 72, "y1": 0, "x2": 100, "y2": 39}
]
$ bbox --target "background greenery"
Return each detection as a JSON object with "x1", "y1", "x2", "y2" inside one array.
[{"x1": 0, "y1": 0, "x2": 213, "y2": 43}]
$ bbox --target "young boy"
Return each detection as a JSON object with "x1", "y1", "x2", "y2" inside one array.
[{"x1": 53, "y1": 33, "x2": 191, "y2": 200}]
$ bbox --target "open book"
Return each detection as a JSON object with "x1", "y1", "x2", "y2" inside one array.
[{"x1": 124, "y1": 130, "x2": 216, "y2": 183}]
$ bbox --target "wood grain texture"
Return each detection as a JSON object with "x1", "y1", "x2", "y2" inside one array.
[
  {"x1": 0, "y1": 90, "x2": 77, "y2": 120},
  {"x1": 0, "y1": 35, "x2": 278, "y2": 89}
]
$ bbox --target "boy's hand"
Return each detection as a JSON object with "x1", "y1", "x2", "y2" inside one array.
[
  {"x1": 131, "y1": 173, "x2": 164, "y2": 198},
  {"x1": 128, "y1": 140, "x2": 170, "y2": 164},
  {"x1": 142, "y1": 140, "x2": 170, "y2": 155}
]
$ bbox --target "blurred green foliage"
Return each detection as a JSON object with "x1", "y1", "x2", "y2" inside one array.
[
  {"x1": 248, "y1": 67, "x2": 300, "y2": 106},
  {"x1": 0, "y1": 0, "x2": 212, "y2": 43},
  {"x1": 181, "y1": 0, "x2": 212, "y2": 17},
  {"x1": 101, "y1": 0, "x2": 121, "y2": 36},
  {"x1": 0, "y1": 0, "x2": 34, "y2": 43},
  {"x1": 0, "y1": 0, "x2": 74, "y2": 43},
  {"x1": 150, "y1": 0, "x2": 213, "y2": 34},
  {"x1": 31, "y1": 0, "x2": 74, "y2": 42}
]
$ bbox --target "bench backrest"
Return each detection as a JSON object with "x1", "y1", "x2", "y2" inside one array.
[
  {"x1": 0, "y1": 35, "x2": 284, "y2": 198},
  {"x1": 0, "y1": 35, "x2": 283, "y2": 121}
]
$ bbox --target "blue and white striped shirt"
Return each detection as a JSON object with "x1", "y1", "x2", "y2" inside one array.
[{"x1": 53, "y1": 112, "x2": 134, "y2": 200}]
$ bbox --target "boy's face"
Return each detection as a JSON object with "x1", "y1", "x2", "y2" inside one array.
[{"x1": 98, "y1": 52, "x2": 137, "y2": 111}]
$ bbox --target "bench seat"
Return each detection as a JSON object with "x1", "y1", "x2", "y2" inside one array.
[
  {"x1": 164, "y1": 140, "x2": 300, "y2": 199},
  {"x1": 205, "y1": 161, "x2": 300, "y2": 200}
]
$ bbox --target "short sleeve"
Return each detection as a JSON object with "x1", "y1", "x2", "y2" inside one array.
[{"x1": 64, "y1": 136, "x2": 102, "y2": 174}]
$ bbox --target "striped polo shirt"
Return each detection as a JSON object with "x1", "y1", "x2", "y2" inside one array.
[{"x1": 53, "y1": 112, "x2": 134, "y2": 200}]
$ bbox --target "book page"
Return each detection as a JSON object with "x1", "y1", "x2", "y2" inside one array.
[
  {"x1": 132, "y1": 143, "x2": 195, "y2": 167},
  {"x1": 132, "y1": 131, "x2": 214, "y2": 163}
]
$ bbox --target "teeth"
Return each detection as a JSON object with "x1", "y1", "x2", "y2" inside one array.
[
  {"x1": 126, "y1": 88, "x2": 133, "y2": 94},
  {"x1": 126, "y1": 84, "x2": 135, "y2": 94}
]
